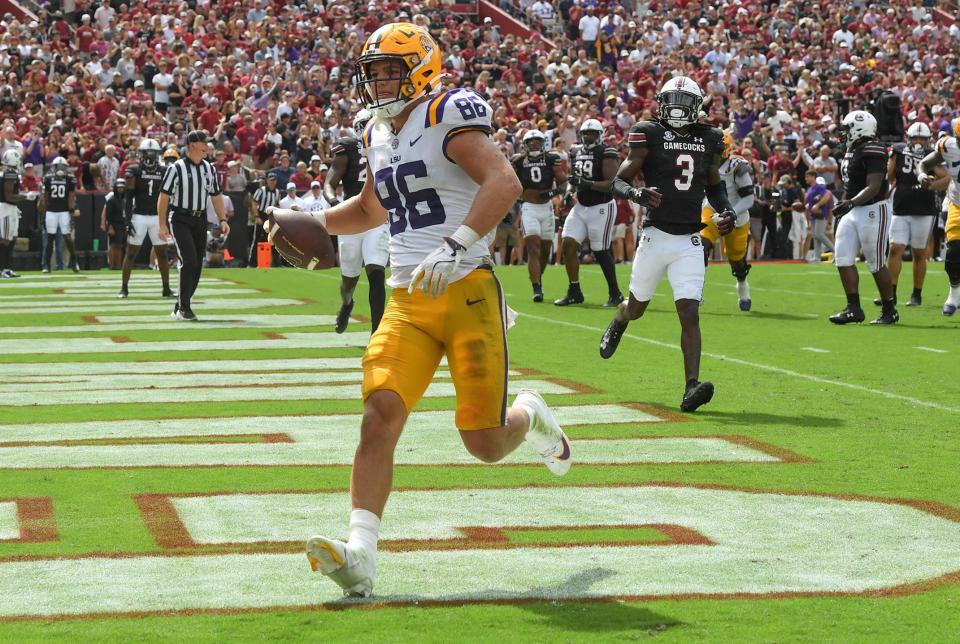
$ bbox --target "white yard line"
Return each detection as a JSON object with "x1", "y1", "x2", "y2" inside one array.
[
  {"x1": 0, "y1": 357, "x2": 366, "y2": 376},
  {"x1": 0, "y1": 314, "x2": 338, "y2": 334},
  {"x1": 0, "y1": 288, "x2": 258, "y2": 299},
  {"x1": 3, "y1": 379, "x2": 571, "y2": 407},
  {"x1": 0, "y1": 298, "x2": 303, "y2": 315},
  {"x1": 521, "y1": 312, "x2": 960, "y2": 414},
  {"x1": 916, "y1": 346, "x2": 947, "y2": 354},
  {"x1": 801, "y1": 347, "x2": 830, "y2": 353}
]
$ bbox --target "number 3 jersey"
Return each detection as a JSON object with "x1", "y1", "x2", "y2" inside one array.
[
  {"x1": 362, "y1": 88, "x2": 494, "y2": 287},
  {"x1": 627, "y1": 119, "x2": 725, "y2": 234}
]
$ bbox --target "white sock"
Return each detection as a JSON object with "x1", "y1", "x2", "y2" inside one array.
[
  {"x1": 949, "y1": 285, "x2": 960, "y2": 305},
  {"x1": 736, "y1": 279, "x2": 750, "y2": 301},
  {"x1": 347, "y1": 508, "x2": 380, "y2": 553}
]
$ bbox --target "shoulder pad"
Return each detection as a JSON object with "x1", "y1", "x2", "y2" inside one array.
[
  {"x1": 546, "y1": 152, "x2": 562, "y2": 164},
  {"x1": 331, "y1": 138, "x2": 357, "y2": 157},
  {"x1": 510, "y1": 153, "x2": 524, "y2": 165},
  {"x1": 937, "y1": 135, "x2": 960, "y2": 157},
  {"x1": 860, "y1": 142, "x2": 887, "y2": 157},
  {"x1": 891, "y1": 143, "x2": 907, "y2": 155},
  {"x1": 423, "y1": 88, "x2": 493, "y2": 132},
  {"x1": 601, "y1": 146, "x2": 620, "y2": 158},
  {"x1": 126, "y1": 165, "x2": 140, "y2": 177},
  {"x1": 729, "y1": 156, "x2": 751, "y2": 172}
]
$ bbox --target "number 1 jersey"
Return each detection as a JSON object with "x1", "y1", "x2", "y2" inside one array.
[
  {"x1": 362, "y1": 88, "x2": 494, "y2": 286},
  {"x1": 627, "y1": 119, "x2": 725, "y2": 235}
]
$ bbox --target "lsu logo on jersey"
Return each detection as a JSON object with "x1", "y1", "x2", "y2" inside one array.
[{"x1": 362, "y1": 88, "x2": 494, "y2": 269}]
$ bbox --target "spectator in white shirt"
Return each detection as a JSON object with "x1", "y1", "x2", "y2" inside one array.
[
  {"x1": 302, "y1": 180, "x2": 331, "y2": 214},
  {"x1": 97, "y1": 146, "x2": 120, "y2": 191},
  {"x1": 530, "y1": 0, "x2": 555, "y2": 21},
  {"x1": 279, "y1": 183, "x2": 306, "y2": 210},
  {"x1": 578, "y1": 7, "x2": 600, "y2": 58}
]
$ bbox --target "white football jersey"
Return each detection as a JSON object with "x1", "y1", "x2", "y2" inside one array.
[
  {"x1": 361, "y1": 87, "x2": 494, "y2": 288},
  {"x1": 935, "y1": 135, "x2": 960, "y2": 207},
  {"x1": 703, "y1": 155, "x2": 754, "y2": 226}
]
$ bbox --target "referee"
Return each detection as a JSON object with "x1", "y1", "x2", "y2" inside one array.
[
  {"x1": 158, "y1": 130, "x2": 230, "y2": 321},
  {"x1": 249, "y1": 171, "x2": 282, "y2": 267}
]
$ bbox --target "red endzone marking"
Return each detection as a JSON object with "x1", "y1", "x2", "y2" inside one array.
[
  {"x1": 0, "y1": 497, "x2": 57, "y2": 543},
  {"x1": 80, "y1": 316, "x2": 99, "y2": 324},
  {"x1": 262, "y1": 332, "x2": 287, "y2": 340},
  {"x1": 110, "y1": 336, "x2": 133, "y2": 344},
  {"x1": 133, "y1": 495, "x2": 197, "y2": 549},
  {"x1": 51, "y1": 288, "x2": 64, "y2": 294}
]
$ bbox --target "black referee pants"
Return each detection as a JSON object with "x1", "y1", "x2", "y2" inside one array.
[{"x1": 170, "y1": 212, "x2": 207, "y2": 312}]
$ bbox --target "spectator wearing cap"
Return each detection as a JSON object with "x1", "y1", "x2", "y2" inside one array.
[
  {"x1": 225, "y1": 160, "x2": 248, "y2": 192},
  {"x1": 249, "y1": 171, "x2": 282, "y2": 267},
  {"x1": 301, "y1": 180, "x2": 330, "y2": 215},
  {"x1": 279, "y1": 182, "x2": 305, "y2": 210}
]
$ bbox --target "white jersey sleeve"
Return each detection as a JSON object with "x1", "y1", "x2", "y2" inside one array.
[
  {"x1": 363, "y1": 88, "x2": 497, "y2": 288},
  {"x1": 725, "y1": 156, "x2": 755, "y2": 222},
  {"x1": 936, "y1": 135, "x2": 960, "y2": 207}
]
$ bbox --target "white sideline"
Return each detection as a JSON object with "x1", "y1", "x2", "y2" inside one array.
[
  {"x1": 0, "y1": 298, "x2": 304, "y2": 315},
  {"x1": 521, "y1": 313, "x2": 960, "y2": 414},
  {"x1": 0, "y1": 315, "x2": 338, "y2": 334}
]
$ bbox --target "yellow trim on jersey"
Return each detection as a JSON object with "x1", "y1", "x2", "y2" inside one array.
[
  {"x1": 947, "y1": 202, "x2": 960, "y2": 243},
  {"x1": 425, "y1": 90, "x2": 455, "y2": 128}
]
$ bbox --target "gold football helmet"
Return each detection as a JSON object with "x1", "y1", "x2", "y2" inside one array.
[
  {"x1": 721, "y1": 130, "x2": 735, "y2": 160},
  {"x1": 355, "y1": 23, "x2": 443, "y2": 118}
]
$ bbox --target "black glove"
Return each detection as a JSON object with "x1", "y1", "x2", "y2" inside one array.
[
  {"x1": 567, "y1": 174, "x2": 584, "y2": 191},
  {"x1": 833, "y1": 200, "x2": 853, "y2": 219},
  {"x1": 716, "y1": 209, "x2": 736, "y2": 235},
  {"x1": 629, "y1": 187, "x2": 663, "y2": 208},
  {"x1": 125, "y1": 221, "x2": 136, "y2": 238}
]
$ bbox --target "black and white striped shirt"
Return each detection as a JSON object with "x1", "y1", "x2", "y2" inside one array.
[
  {"x1": 252, "y1": 186, "x2": 283, "y2": 215},
  {"x1": 161, "y1": 158, "x2": 221, "y2": 212}
]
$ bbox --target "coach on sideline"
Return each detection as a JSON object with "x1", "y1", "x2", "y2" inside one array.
[{"x1": 158, "y1": 130, "x2": 230, "y2": 321}]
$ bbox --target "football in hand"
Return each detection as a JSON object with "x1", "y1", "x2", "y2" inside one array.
[{"x1": 264, "y1": 210, "x2": 336, "y2": 270}]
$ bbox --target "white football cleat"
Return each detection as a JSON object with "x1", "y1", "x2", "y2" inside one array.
[
  {"x1": 515, "y1": 389, "x2": 571, "y2": 476},
  {"x1": 306, "y1": 536, "x2": 375, "y2": 598}
]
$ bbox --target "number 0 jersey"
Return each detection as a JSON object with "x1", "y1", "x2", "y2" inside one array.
[
  {"x1": 512, "y1": 152, "x2": 562, "y2": 193},
  {"x1": 935, "y1": 135, "x2": 960, "y2": 207},
  {"x1": 628, "y1": 119, "x2": 725, "y2": 235},
  {"x1": 362, "y1": 88, "x2": 494, "y2": 288}
]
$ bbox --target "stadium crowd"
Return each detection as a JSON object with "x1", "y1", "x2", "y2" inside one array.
[{"x1": 1, "y1": 0, "x2": 959, "y2": 266}]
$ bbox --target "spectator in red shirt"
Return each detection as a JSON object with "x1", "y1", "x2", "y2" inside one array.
[
  {"x1": 76, "y1": 15, "x2": 96, "y2": 53},
  {"x1": 198, "y1": 99, "x2": 223, "y2": 135},
  {"x1": 235, "y1": 114, "x2": 260, "y2": 157},
  {"x1": 289, "y1": 161, "x2": 313, "y2": 191},
  {"x1": 93, "y1": 90, "x2": 117, "y2": 126}
]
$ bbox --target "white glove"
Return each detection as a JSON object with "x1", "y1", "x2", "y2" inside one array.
[
  {"x1": 408, "y1": 237, "x2": 465, "y2": 297},
  {"x1": 408, "y1": 225, "x2": 482, "y2": 297}
]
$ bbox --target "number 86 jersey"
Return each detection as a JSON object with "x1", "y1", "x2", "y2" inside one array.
[
  {"x1": 627, "y1": 119, "x2": 725, "y2": 235},
  {"x1": 362, "y1": 88, "x2": 494, "y2": 287}
]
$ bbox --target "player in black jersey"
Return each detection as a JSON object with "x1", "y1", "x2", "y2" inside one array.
[
  {"x1": 39, "y1": 156, "x2": 80, "y2": 272},
  {"x1": 118, "y1": 138, "x2": 174, "y2": 299},
  {"x1": 0, "y1": 149, "x2": 23, "y2": 278},
  {"x1": 323, "y1": 109, "x2": 387, "y2": 335},
  {"x1": 599, "y1": 76, "x2": 735, "y2": 412},
  {"x1": 881, "y1": 122, "x2": 941, "y2": 307},
  {"x1": 829, "y1": 111, "x2": 898, "y2": 325},
  {"x1": 513, "y1": 130, "x2": 566, "y2": 302},
  {"x1": 554, "y1": 119, "x2": 623, "y2": 307}
]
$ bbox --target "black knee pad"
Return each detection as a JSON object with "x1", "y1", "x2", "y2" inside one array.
[
  {"x1": 946, "y1": 241, "x2": 960, "y2": 284},
  {"x1": 730, "y1": 259, "x2": 751, "y2": 281}
]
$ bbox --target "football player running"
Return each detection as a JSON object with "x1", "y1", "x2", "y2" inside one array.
[
  {"x1": 118, "y1": 139, "x2": 174, "y2": 299},
  {"x1": 267, "y1": 23, "x2": 571, "y2": 598},
  {"x1": 599, "y1": 76, "x2": 734, "y2": 412},
  {"x1": 700, "y1": 130, "x2": 755, "y2": 310},
  {"x1": 39, "y1": 157, "x2": 80, "y2": 273},
  {"x1": 324, "y1": 108, "x2": 389, "y2": 334},
  {"x1": 512, "y1": 129, "x2": 566, "y2": 301},
  {"x1": 829, "y1": 111, "x2": 898, "y2": 325},
  {"x1": 920, "y1": 117, "x2": 960, "y2": 316},
  {"x1": 880, "y1": 122, "x2": 941, "y2": 307},
  {"x1": 554, "y1": 119, "x2": 623, "y2": 307}
]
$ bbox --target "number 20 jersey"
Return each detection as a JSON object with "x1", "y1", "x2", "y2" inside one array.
[
  {"x1": 362, "y1": 88, "x2": 494, "y2": 286},
  {"x1": 627, "y1": 119, "x2": 725, "y2": 235}
]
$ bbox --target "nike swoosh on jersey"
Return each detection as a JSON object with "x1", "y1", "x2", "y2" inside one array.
[
  {"x1": 466, "y1": 298, "x2": 485, "y2": 306},
  {"x1": 410, "y1": 135, "x2": 423, "y2": 146}
]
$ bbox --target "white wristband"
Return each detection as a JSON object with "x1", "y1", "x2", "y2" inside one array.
[
  {"x1": 450, "y1": 224, "x2": 480, "y2": 250},
  {"x1": 313, "y1": 209, "x2": 327, "y2": 228}
]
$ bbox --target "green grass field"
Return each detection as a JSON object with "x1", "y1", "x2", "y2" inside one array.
[{"x1": 0, "y1": 262, "x2": 958, "y2": 643}]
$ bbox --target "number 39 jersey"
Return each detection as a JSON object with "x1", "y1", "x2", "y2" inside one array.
[
  {"x1": 362, "y1": 88, "x2": 494, "y2": 287},
  {"x1": 628, "y1": 119, "x2": 725, "y2": 235},
  {"x1": 568, "y1": 144, "x2": 619, "y2": 206}
]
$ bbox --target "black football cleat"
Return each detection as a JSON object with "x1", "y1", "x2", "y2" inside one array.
[
  {"x1": 553, "y1": 285, "x2": 584, "y2": 306},
  {"x1": 905, "y1": 295, "x2": 921, "y2": 307},
  {"x1": 117, "y1": 287, "x2": 129, "y2": 299},
  {"x1": 179, "y1": 308, "x2": 198, "y2": 321},
  {"x1": 873, "y1": 297, "x2": 882, "y2": 306},
  {"x1": 829, "y1": 307, "x2": 865, "y2": 325},
  {"x1": 162, "y1": 287, "x2": 176, "y2": 298},
  {"x1": 870, "y1": 309, "x2": 900, "y2": 325},
  {"x1": 532, "y1": 284, "x2": 544, "y2": 303},
  {"x1": 603, "y1": 292, "x2": 624, "y2": 308},
  {"x1": 680, "y1": 380, "x2": 715, "y2": 412},
  {"x1": 335, "y1": 300, "x2": 354, "y2": 334},
  {"x1": 599, "y1": 316, "x2": 628, "y2": 359}
]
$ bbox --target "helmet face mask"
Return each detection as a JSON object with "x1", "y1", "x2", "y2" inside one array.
[
  {"x1": 355, "y1": 24, "x2": 442, "y2": 119},
  {"x1": 578, "y1": 119, "x2": 604, "y2": 149},
  {"x1": 656, "y1": 77, "x2": 703, "y2": 129},
  {"x1": 52, "y1": 156, "x2": 68, "y2": 177},
  {"x1": 523, "y1": 130, "x2": 546, "y2": 158},
  {"x1": 906, "y1": 122, "x2": 931, "y2": 154},
  {"x1": 353, "y1": 109, "x2": 373, "y2": 137},
  {"x1": 139, "y1": 138, "x2": 162, "y2": 171}
]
